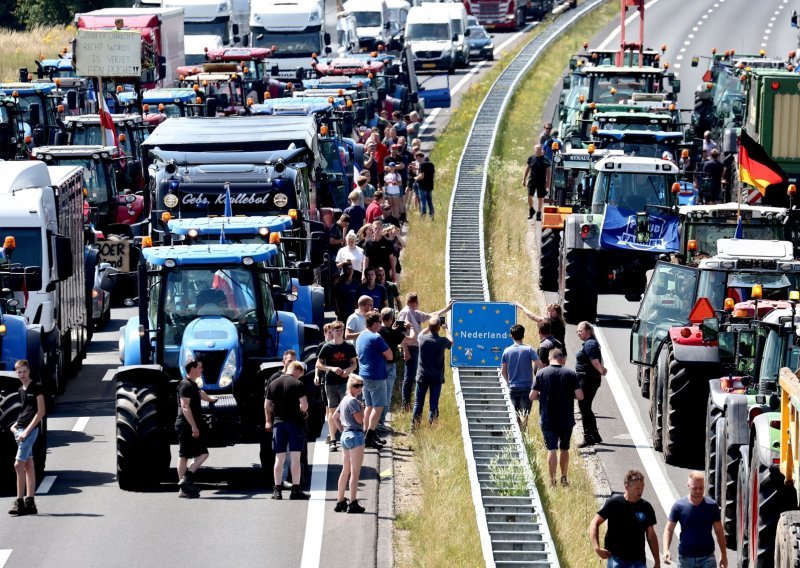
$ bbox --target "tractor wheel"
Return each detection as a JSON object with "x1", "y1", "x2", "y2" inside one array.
[
  {"x1": 721, "y1": 416, "x2": 743, "y2": 548},
  {"x1": 0, "y1": 389, "x2": 21, "y2": 492},
  {"x1": 704, "y1": 399, "x2": 724, "y2": 505},
  {"x1": 747, "y1": 446, "x2": 797, "y2": 567},
  {"x1": 774, "y1": 511, "x2": 800, "y2": 568},
  {"x1": 562, "y1": 249, "x2": 597, "y2": 324},
  {"x1": 116, "y1": 381, "x2": 170, "y2": 490},
  {"x1": 662, "y1": 343, "x2": 705, "y2": 466},
  {"x1": 736, "y1": 448, "x2": 751, "y2": 568},
  {"x1": 649, "y1": 349, "x2": 667, "y2": 452},
  {"x1": 638, "y1": 366, "x2": 650, "y2": 399},
  {"x1": 539, "y1": 229, "x2": 560, "y2": 292}
]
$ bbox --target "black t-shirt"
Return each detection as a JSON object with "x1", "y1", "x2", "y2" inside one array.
[
  {"x1": 334, "y1": 278, "x2": 360, "y2": 317},
  {"x1": 533, "y1": 365, "x2": 579, "y2": 430},
  {"x1": 548, "y1": 317, "x2": 566, "y2": 349},
  {"x1": 16, "y1": 382, "x2": 43, "y2": 429},
  {"x1": 702, "y1": 159, "x2": 724, "y2": 188},
  {"x1": 526, "y1": 155, "x2": 550, "y2": 187},
  {"x1": 575, "y1": 338, "x2": 602, "y2": 380},
  {"x1": 379, "y1": 325, "x2": 406, "y2": 355},
  {"x1": 537, "y1": 336, "x2": 564, "y2": 366},
  {"x1": 318, "y1": 341, "x2": 357, "y2": 385},
  {"x1": 597, "y1": 495, "x2": 657, "y2": 561},
  {"x1": 357, "y1": 282, "x2": 387, "y2": 309},
  {"x1": 266, "y1": 373, "x2": 306, "y2": 424},
  {"x1": 176, "y1": 378, "x2": 202, "y2": 429},
  {"x1": 418, "y1": 160, "x2": 435, "y2": 191},
  {"x1": 364, "y1": 237, "x2": 395, "y2": 276}
]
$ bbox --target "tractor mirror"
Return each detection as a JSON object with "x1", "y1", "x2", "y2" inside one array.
[
  {"x1": 54, "y1": 235, "x2": 74, "y2": 282},
  {"x1": 700, "y1": 317, "x2": 719, "y2": 343},
  {"x1": 717, "y1": 330, "x2": 735, "y2": 364}
]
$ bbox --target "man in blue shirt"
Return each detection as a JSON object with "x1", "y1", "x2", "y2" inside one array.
[
  {"x1": 501, "y1": 324, "x2": 543, "y2": 429},
  {"x1": 662, "y1": 472, "x2": 727, "y2": 568},
  {"x1": 355, "y1": 310, "x2": 393, "y2": 449}
]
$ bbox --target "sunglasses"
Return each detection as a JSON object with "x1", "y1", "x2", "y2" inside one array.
[{"x1": 353, "y1": 383, "x2": 364, "y2": 388}]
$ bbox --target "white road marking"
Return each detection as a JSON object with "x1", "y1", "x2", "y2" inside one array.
[
  {"x1": 762, "y1": 43, "x2": 768, "y2": 47},
  {"x1": 299, "y1": 424, "x2": 330, "y2": 568},
  {"x1": 597, "y1": 0, "x2": 664, "y2": 49},
  {"x1": 684, "y1": 40, "x2": 691, "y2": 45},
  {"x1": 692, "y1": 26, "x2": 698, "y2": 32},
  {"x1": 674, "y1": 63, "x2": 681, "y2": 69},
  {"x1": 36, "y1": 475, "x2": 56, "y2": 495},
  {"x1": 676, "y1": 55, "x2": 683, "y2": 60},
  {"x1": 594, "y1": 327, "x2": 679, "y2": 516},
  {"x1": 688, "y1": 33, "x2": 694, "y2": 39},
  {"x1": 72, "y1": 417, "x2": 90, "y2": 432},
  {"x1": 101, "y1": 369, "x2": 115, "y2": 382},
  {"x1": 0, "y1": 550, "x2": 10, "y2": 568},
  {"x1": 702, "y1": 13, "x2": 708, "y2": 18},
  {"x1": 420, "y1": 108, "x2": 441, "y2": 133}
]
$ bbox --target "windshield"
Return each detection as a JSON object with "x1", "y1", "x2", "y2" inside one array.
[
  {"x1": 450, "y1": 18, "x2": 462, "y2": 35},
  {"x1": 600, "y1": 140, "x2": 677, "y2": 159},
  {"x1": 684, "y1": 221, "x2": 783, "y2": 257},
  {"x1": 0, "y1": 227, "x2": 43, "y2": 272},
  {"x1": 185, "y1": 21, "x2": 230, "y2": 44},
  {"x1": 468, "y1": 27, "x2": 488, "y2": 39},
  {"x1": 406, "y1": 22, "x2": 449, "y2": 41},
  {"x1": 15, "y1": 94, "x2": 49, "y2": 128},
  {"x1": 588, "y1": 73, "x2": 656, "y2": 103},
  {"x1": 713, "y1": 68, "x2": 744, "y2": 107},
  {"x1": 354, "y1": 11, "x2": 382, "y2": 27},
  {"x1": 697, "y1": 270, "x2": 800, "y2": 309},
  {"x1": 61, "y1": 158, "x2": 112, "y2": 208},
  {"x1": 594, "y1": 170, "x2": 673, "y2": 210},
  {"x1": 251, "y1": 28, "x2": 322, "y2": 57},
  {"x1": 595, "y1": 119, "x2": 670, "y2": 132}
]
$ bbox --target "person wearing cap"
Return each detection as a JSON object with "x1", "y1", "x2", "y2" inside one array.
[
  {"x1": 379, "y1": 201, "x2": 401, "y2": 229},
  {"x1": 383, "y1": 162, "x2": 403, "y2": 218}
]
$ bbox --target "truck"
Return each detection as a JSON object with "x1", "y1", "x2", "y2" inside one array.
[
  {"x1": 74, "y1": 8, "x2": 185, "y2": 88},
  {"x1": 114, "y1": 242, "x2": 318, "y2": 488},
  {"x1": 249, "y1": 0, "x2": 331, "y2": 64},
  {"x1": 463, "y1": 0, "x2": 531, "y2": 30},
  {"x1": 404, "y1": 5, "x2": 459, "y2": 72},
  {"x1": 0, "y1": 162, "x2": 89, "y2": 398},
  {"x1": 163, "y1": 0, "x2": 241, "y2": 48},
  {"x1": 344, "y1": 0, "x2": 391, "y2": 51}
]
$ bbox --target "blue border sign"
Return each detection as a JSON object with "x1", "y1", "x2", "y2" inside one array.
[{"x1": 451, "y1": 302, "x2": 516, "y2": 368}]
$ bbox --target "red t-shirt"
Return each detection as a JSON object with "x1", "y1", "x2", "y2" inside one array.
[
  {"x1": 365, "y1": 201, "x2": 383, "y2": 223},
  {"x1": 374, "y1": 142, "x2": 389, "y2": 177}
]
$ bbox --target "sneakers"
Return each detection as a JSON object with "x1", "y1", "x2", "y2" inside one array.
[
  {"x1": 334, "y1": 499, "x2": 349, "y2": 512},
  {"x1": 329, "y1": 440, "x2": 338, "y2": 452},
  {"x1": 536, "y1": 211, "x2": 542, "y2": 221},
  {"x1": 560, "y1": 476, "x2": 569, "y2": 487},
  {"x1": 178, "y1": 487, "x2": 199, "y2": 498},
  {"x1": 366, "y1": 430, "x2": 385, "y2": 449},
  {"x1": 528, "y1": 207, "x2": 534, "y2": 220},
  {"x1": 347, "y1": 500, "x2": 365, "y2": 514},
  {"x1": 272, "y1": 485, "x2": 283, "y2": 500},
  {"x1": 8, "y1": 498, "x2": 26, "y2": 516},
  {"x1": 289, "y1": 485, "x2": 311, "y2": 500},
  {"x1": 325, "y1": 434, "x2": 331, "y2": 444},
  {"x1": 577, "y1": 438, "x2": 595, "y2": 448},
  {"x1": 24, "y1": 497, "x2": 37, "y2": 515}
]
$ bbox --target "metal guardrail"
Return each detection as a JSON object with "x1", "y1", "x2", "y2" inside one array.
[{"x1": 444, "y1": 1, "x2": 606, "y2": 565}]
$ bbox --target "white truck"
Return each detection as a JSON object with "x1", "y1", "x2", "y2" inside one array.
[
  {"x1": 343, "y1": 0, "x2": 390, "y2": 51},
  {"x1": 405, "y1": 4, "x2": 458, "y2": 72},
  {"x1": 249, "y1": 0, "x2": 331, "y2": 62},
  {"x1": 0, "y1": 162, "x2": 89, "y2": 398},
  {"x1": 162, "y1": 0, "x2": 242, "y2": 47}
]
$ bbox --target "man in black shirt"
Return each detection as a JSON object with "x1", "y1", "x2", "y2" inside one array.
[
  {"x1": 357, "y1": 267, "x2": 388, "y2": 309},
  {"x1": 175, "y1": 360, "x2": 218, "y2": 498},
  {"x1": 378, "y1": 308, "x2": 413, "y2": 431},
  {"x1": 9, "y1": 359, "x2": 45, "y2": 516},
  {"x1": 522, "y1": 144, "x2": 551, "y2": 221},
  {"x1": 415, "y1": 151, "x2": 436, "y2": 219},
  {"x1": 265, "y1": 361, "x2": 310, "y2": 500},
  {"x1": 364, "y1": 220, "x2": 397, "y2": 282},
  {"x1": 590, "y1": 470, "x2": 660, "y2": 568},
  {"x1": 702, "y1": 148, "x2": 725, "y2": 204},
  {"x1": 316, "y1": 322, "x2": 357, "y2": 452},
  {"x1": 536, "y1": 320, "x2": 563, "y2": 366}
]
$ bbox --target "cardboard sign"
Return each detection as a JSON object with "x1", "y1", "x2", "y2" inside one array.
[
  {"x1": 76, "y1": 30, "x2": 142, "y2": 78},
  {"x1": 96, "y1": 239, "x2": 130, "y2": 272}
]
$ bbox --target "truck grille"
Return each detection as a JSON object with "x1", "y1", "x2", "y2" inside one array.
[{"x1": 195, "y1": 350, "x2": 228, "y2": 385}]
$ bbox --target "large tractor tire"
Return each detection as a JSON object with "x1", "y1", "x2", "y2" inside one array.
[
  {"x1": 662, "y1": 343, "x2": 706, "y2": 466},
  {"x1": 562, "y1": 249, "x2": 597, "y2": 324},
  {"x1": 0, "y1": 389, "x2": 22, "y2": 492},
  {"x1": 736, "y1": 447, "x2": 751, "y2": 568},
  {"x1": 747, "y1": 447, "x2": 797, "y2": 567},
  {"x1": 649, "y1": 348, "x2": 667, "y2": 452},
  {"x1": 774, "y1": 511, "x2": 800, "y2": 568},
  {"x1": 704, "y1": 399, "x2": 724, "y2": 505},
  {"x1": 721, "y1": 416, "x2": 744, "y2": 548},
  {"x1": 539, "y1": 229, "x2": 560, "y2": 292},
  {"x1": 637, "y1": 366, "x2": 650, "y2": 399},
  {"x1": 116, "y1": 381, "x2": 170, "y2": 490}
]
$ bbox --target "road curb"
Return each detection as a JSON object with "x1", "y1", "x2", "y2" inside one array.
[{"x1": 376, "y1": 422, "x2": 395, "y2": 568}]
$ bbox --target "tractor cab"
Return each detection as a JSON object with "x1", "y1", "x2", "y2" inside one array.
[
  {"x1": 0, "y1": 83, "x2": 59, "y2": 147},
  {"x1": 591, "y1": 155, "x2": 679, "y2": 214}
]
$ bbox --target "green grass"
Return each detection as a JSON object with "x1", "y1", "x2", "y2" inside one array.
[
  {"x1": 0, "y1": 26, "x2": 76, "y2": 82},
  {"x1": 485, "y1": 1, "x2": 620, "y2": 566}
]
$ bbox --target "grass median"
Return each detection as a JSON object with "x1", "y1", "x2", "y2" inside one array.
[
  {"x1": 0, "y1": 27, "x2": 76, "y2": 82},
  {"x1": 485, "y1": 1, "x2": 618, "y2": 566}
]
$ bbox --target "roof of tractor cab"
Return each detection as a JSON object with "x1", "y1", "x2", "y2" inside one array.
[
  {"x1": 143, "y1": 243, "x2": 279, "y2": 265},
  {"x1": 594, "y1": 129, "x2": 683, "y2": 141},
  {"x1": 32, "y1": 145, "x2": 119, "y2": 158},
  {"x1": 679, "y1": 202, "x2": 788, "y2": 219},
  {"x1": 168, "y1": 215, "x2": 294, "y2": 235},
  {"x1": 593, "y1": 155, "x2": 678, "y2": 173},
  {"x1": 64, "y1": 114, "x2": 142, "y2": 125},
  {"x1": 715, "y1": 239, "x2": 794, "y2": 261},
  {"x1": 0, "y1": 82, "x2": 57, "y2": 96}
]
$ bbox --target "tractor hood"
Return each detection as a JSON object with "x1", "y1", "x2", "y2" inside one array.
[{"x1": 180, "y1": 316, "x2": 241, "y2": 390}]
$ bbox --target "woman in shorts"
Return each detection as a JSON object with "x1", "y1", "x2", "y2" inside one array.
[
  {"x1": 332, "y1": 375, "x2": 366, "y2": 514},
  {"x1": 384, "y1": 163, "x2": 402, "y2": 217}
]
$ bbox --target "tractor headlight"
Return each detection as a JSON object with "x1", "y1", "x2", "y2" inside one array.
[{"x1": 219, "y1": 350, "x2": 237, "y2": 388}]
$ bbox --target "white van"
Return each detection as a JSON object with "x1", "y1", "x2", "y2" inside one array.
[
  {"x1": 385, "y1": 0, "x2": 410, "y2": 50},
  {"x1": 445, "y1": 2, "x2": 470, "y2": 67},
  {"x1": 343, "y1": 0, "x2": 390, "y2": 51},
  {"x1": 405, "y1": 4, "x2": 458, "y2": 72}
]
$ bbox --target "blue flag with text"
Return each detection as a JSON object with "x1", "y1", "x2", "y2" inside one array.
[{"x1": 599, "y1": 205, "x2": 680, "y2": 253}]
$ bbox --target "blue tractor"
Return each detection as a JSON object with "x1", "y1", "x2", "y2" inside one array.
[{"x1": 114, "y1": 243, "x2": 320, "y2": 490}]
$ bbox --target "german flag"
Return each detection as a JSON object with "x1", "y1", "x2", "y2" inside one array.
[{"x1": 739, "y1": 128, "x2": 786, "y2": 195}]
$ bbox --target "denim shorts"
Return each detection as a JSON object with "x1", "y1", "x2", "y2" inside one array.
[
  {"x1": 341, "y1": 429, "x2": 365, "y2": 450},
  {"x1": 363, "y1": 378, "x2": 388, "y2": 407},
  {"x1": 14, "y1": 426, "x2": 39, "y2": 461},
  {"x1": 272, "y1": 421, "x2": 304, "y2": 453},
  {"x1": 541, "y1": 427, "x2": 573, "y2": 451},
  {"x1": 677, "y1": 555, "x2": 716, "y2": 568},
  {"x1": 607, "y1": 558, "x2": 646, "y2": 568},
  {"x1": 509, "y1": 387, "x2": 532, "y2": 414}
]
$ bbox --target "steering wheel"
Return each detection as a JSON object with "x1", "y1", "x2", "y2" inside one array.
[{"x1": 233, "y1": 308, "x2": 257, "y2": 322}]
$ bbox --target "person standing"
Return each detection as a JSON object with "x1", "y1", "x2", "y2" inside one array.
[
  {"x1": 522, "y1": 144, "x2": 550, "y2": 221},
  {"x1": 662, "y1": 472, "x2": 728, "y2": 568},
  {"x1": 375, "y1": 267, "x2": 401, "y2": 310},
  {"x1": 500, "y1": 324, "x2": 543, "y2": 429},
  {"x1": 357, "y1": 267, "x2": 388, "y2": 309},
  {"x1": 366, "y1": 190, "x2": 386, "y2": 224},
  {"x1": 8, "y1": 360, "x2": 45, "y2": 515},
  {"x1": 175, "y1": 360, "x2": 218, "y2": 498},
  {"x1": 530, "y1": 349, "x2": 582, "y2": 486},
  {"x1": 537, "y1": 319, "x2": 564, "y2": 367},
  {"x1": 517, "y1": 302, "x2": 567, "y2": 355},
  {"x1": 702, "y1": 130, "x2": 719, "y2": 160},
  {"x1": 363, "y1": 220, "x2": 397, "y2": 283},
  {"x1": 332, "y1": 376, "x2": 367, "y2": 514},
  {"x1": 415, "y1": 151, "x2": 436, "y2": 220},
  {"x1": 701, "y1": 148, "x2": 725, "y2": 204},
  {"x1": 412, "y1": 316, "x2": 453, "y2": 428},
  {"x1": 345, "y1": 295, "x2": 375, "y2": 340},
  {"x1": 355, "y1": 310, "x2": 394, "y2": 449},
  {"x1": 316, "y1": 322, "x2": 358, "y2": 452},
  {"x1": 575, "y1": 321, "x2": 607, "y2": 447},
  {"x1": 334, "y1": 262, "x2": 360, "y2": 324},
  {"x1": 265, "y1": 361, "x2": 310, "y2": 500},
  {"x1": 343, "y1": 190, "x2": 366, "y2": 234},
  {"x1": 589, "y1": 470, "x2": 661, "y2": 568},
  {"x1": 378, "y1": 308, "x2": 414, "y2": 431},
  {"x1": 397, "y1": 294, "x2": 454, "y2": 410},
  {"x1": 335, "y1": 231, "x2": 365, "y2": 282}
]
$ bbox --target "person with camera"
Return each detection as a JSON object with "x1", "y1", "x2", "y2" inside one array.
[
  {"x1": 412, "y1": 315, "x2": 453, "y2": 429},
  {"x1": 378, "y1": 308, "x2": 415, "y2": 432}
]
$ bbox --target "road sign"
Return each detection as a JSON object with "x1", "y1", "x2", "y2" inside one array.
[
  {"x1": 76, "y1": 29, "x2": 142, "y2": 78},
  {"x1": 450, "y1": 302, "x2": 516, "y2": 368}
]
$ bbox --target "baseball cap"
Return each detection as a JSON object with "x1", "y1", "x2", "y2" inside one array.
[
  {"x1": 381, "y1": 203, "x2": 392, "y2": 210},
  {"x1": 388, "y1": 161, "x2": 396, "y2": 167}
]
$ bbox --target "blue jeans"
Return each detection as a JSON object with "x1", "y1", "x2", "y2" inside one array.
[
  {"x1": 380, "y1": 362, "x2": 397, "y2": 426},
  {"x1": 607, "y1": 558, "x2": 646, "y2": 568},
  {"x1": 420, "y1": 189, "x2": 434, "y2": 216},
  {"x1": 363, "y1": 378, "x2": 388, "y2": 408},
  {"x1": 677, "y1": 555, "x2": 716, "y2": 568},
  {"x1": 412, "y1": 381, "x2": 442, "y2": 425},
  {"x1": 509, "y1": 387, "x2": 532, "y2": 415},
  {"x1": 14, "y1": 426, "x2": 38, "y2": 461},
  {"x1": 401, "y1": 346, "x2": 419, "y2": 407}
]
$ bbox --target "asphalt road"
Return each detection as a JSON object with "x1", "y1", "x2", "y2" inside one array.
[{"x1": 541, "y1": 0, "x2": 798, "y2": 563}]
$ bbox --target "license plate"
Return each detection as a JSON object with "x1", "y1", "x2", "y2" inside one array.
[{"x1": 422, "y1": 63, "x2": 436, "y2": 69}]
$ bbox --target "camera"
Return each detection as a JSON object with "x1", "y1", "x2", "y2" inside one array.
[
  {"x1": 393, "y1": 320, "x2": 405, "y2": 331},
  {"x1": 439, "y1": 315, "x2": 446, "y2": 326}
]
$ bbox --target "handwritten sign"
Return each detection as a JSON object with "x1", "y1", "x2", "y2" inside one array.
[
  {"x1": 76, "y1": 30, "x2": 142, "y2": 78},
  {"x1": 96, "y1": 240, "x2": 130, "y2": 271}
]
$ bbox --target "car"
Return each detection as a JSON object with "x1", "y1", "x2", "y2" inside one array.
[
  {"x1": 465, "y1": 25, "x2": 494, "y2": 61},
  {"x1": 467, "y1": 14, "x2": 478, "y2": 27}
]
